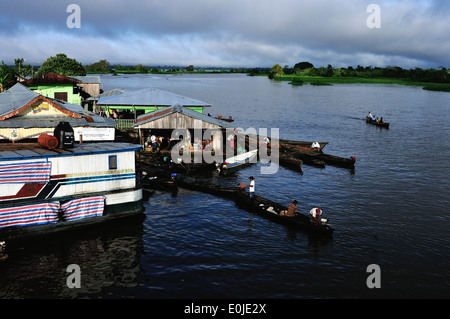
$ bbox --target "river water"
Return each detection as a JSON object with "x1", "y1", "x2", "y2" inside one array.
[{"x1": 0, "y1": 73, "x2": 449, "y2": 299}]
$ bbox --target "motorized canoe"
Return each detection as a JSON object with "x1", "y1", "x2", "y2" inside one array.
[{"x1": 366, "y1": 117, "x2": 390, "y2": 128}]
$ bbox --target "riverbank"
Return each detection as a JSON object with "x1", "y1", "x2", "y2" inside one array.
[{"x1": 268, "y1": 74, "x2": 450, "y2": 92}]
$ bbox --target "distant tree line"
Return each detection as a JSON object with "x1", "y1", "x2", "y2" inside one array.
[
  {"x1": 2, "y1": 53, "x2": 448, "y2": 93},
  {"x1": 270, "y1": 62, "x2": 450, "y2": 83}
]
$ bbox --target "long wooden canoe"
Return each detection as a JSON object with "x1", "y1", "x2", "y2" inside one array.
[
  {"x1": 366, "y1": 117, "x2": 390, "y2": 128},
  {"x1": 177, "y1": 180, "x2": 334, "y2": 236}
]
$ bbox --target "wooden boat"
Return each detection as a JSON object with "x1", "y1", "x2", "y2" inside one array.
[
  {"x1": 279, "y1": 139, "x2": 328, "y2": 152},
  {"x1": 0, "y1": 142, "x2": 144, "y2": 243},
  {"x1": 219, "y1": 149, "x2": 258, "y2": 171},
  {"x1": 317, "y1": 153, "x2": 356, "y2": 169},
  {"x1": 215, "y1": 115, "x2": 234, "y2": 122},
  {"x1": 366, "y1": 117, "x2": 390, "y2": 128},
  {"x1": 177, "y1": 180, "x2": 334, "y2": 236},
  {"x1": 234, "y1": 191, "x2": 334, "y2": 236},
  {"x1": 278, "y1": 152, "x2": 303, "y2": 172}
]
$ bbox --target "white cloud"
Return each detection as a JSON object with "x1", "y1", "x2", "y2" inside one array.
[{"x1": 1, "y1": 0, "x2": 449, "y2": 68}]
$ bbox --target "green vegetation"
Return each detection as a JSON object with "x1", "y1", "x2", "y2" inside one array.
[
  {"x1": 84, "y1": 59, "x2": 111, "y2": 73},
  {"x1": 84, "y1": 61, "x2": 253, "y2": 75},
  {"x1": 0, "y1": 62, "x2": 16, "y2": 92},
  {"x1": 2, "y1": 53, "x2": 449, "y2": 93},
  {"x1": 38, "y1": 53, "x2": 86, "y2": 76},
  {"x1": 267, "y1": 62, "x2": 450, "y2": 92}
]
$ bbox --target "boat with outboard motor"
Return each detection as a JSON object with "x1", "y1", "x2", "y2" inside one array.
[{"x1": 366, "y1": 116, "x2": 390, "y2": 128}]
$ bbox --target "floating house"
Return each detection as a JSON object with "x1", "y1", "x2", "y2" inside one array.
[
  {"x1": 133, "y1": 104, "x2": 234, "y2": 154},
  {"x1": 22, "y1": 73, "x2": 101, "y2": 107},
  {"x1": 96, "y1": 88, "x2": 212, "y2": 129},
  {"x1": 0, "y1": 83, "x2": 116, "y2": 142},
  {"x1": 0, "y1": 142, "x2": 144, "y2": 243},
  {"x1": 22, "y1": 73, "x2": 83, "y2": 105}
]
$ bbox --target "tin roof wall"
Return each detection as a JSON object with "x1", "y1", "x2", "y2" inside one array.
[
  {"x1": 133, "y1": 104, "x2": 234, "y2": 129},
  {"x1": 96, "y1": 88, "x2": 211, "y2": 108}
]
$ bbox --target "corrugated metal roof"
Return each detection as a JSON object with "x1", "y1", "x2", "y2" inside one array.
[
  {"x1": 133, "y1": 104, "x2": 234, "y2": 129},
  {"x1": 73, "y1": 76, "x2": 101, "y2": 84},
  {"x1": 0, "y1": 83, "x2": 39, "y2": 118},
  {"x1": 96, "y1": 88, "x2": 211, "y2": 107},
  {"x1": 87, "y1": 88, "x2": 128, "y2": 101}
]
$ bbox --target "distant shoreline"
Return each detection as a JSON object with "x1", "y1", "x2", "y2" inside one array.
[
  {"x1": 87, "y1": 70, "x2": 450, "y2": 92},
  {"x1": 269, "y1": 74, "x2": 450, "y2": 92}
]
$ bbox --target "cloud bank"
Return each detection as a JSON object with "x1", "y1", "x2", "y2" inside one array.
[{"x1": 1, "y1": 0, "x2": 449, "y2": 68}]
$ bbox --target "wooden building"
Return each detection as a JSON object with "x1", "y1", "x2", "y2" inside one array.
[
  {"x1": 133, "y1": 104, "x2": 234, "y2": 153},
  {"x1": 22, "y1": 73, "x2": 101, "y2": 107},
  {"x1": 96, "y1": 88, "x2": 212, "y2": 129},
  {"x1": 0, "y1": 83, "x2": 116, "y2": 142}
]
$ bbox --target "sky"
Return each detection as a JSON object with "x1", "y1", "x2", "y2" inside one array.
[{"x1": 1, "y1": 0, "x2": 449, "y2": 69}]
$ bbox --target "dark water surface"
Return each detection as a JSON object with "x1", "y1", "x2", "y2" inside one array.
[{"x1": 1, "y1": 74, "x2": 449, "y2": 299}]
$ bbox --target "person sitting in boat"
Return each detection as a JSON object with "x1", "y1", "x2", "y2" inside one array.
[
  {"x1": 379, "y1": 117, "x2": 384, "y2": 123},
  {"x1": 280, "y1": 200, "x2": 299, "y2": 217},
  {"x1": 309, "y1": 207, "x2": 323, "y2": 224},
  {"x1": 311, "y1": 142, "x2": 320, "y2": 150}
]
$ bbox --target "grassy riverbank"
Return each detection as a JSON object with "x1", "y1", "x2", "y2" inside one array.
[{"x1": 269, "y1": 75, "x2": 450, "y2": 92}]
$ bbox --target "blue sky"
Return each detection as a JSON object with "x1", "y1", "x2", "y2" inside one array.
[{"x1": 1, "y1": 0, "x2": 449, "y2": 68}]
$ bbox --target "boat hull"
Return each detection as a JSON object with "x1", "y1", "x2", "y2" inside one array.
[
  {"x1": 221, "y1": 150, "x2": 258, "y2": 170},
  {"x1": 0, "y1": 142, "x2": 145, "y2": 244},
  {"x1": 0, "y1": 189, "x2": 144, "y2": 243}
]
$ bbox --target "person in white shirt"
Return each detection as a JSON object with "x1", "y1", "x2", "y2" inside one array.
[
  {"x1": 247, "y1": 176, "x2": 255, "y2": 199},
  {"x1": 310, "y1": 207, "x2": 322, "y2": 224}
]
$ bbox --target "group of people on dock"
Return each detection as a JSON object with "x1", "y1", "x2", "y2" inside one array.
[{"x1": 145, "y1": 134, "x2": 214, "y2": 153}]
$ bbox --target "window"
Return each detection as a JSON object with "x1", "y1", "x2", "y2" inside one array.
[
  {"x1": 108, "y1": 155, "x2": 117, "y2": 170},
  {"x1": 54, "y1": 92, "x2": 68, "y2": 101}
]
